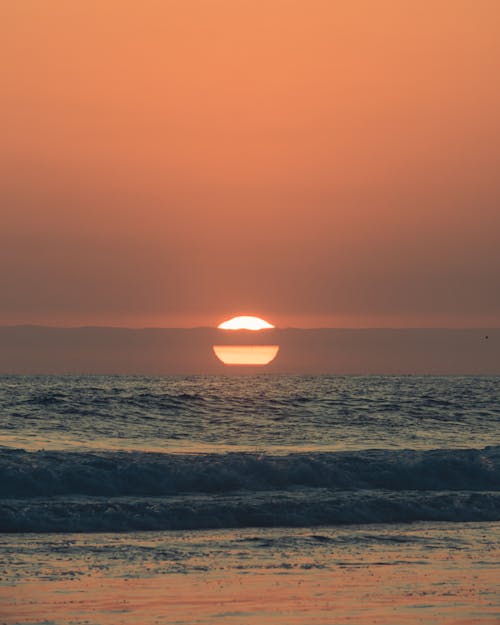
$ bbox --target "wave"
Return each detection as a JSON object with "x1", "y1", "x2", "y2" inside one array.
[
  {"x1": 20, "y1": 389, "x2": 207, "y2": 410},
  {"x1": 1, "y1": 490, "x2": 499, "y2": 532},
  {"x1": 2, "y1": 447, "x2": 498, "y2": 532},
  {"x1": 1, "y1": 446, "x2": 498, "y2": 498}
]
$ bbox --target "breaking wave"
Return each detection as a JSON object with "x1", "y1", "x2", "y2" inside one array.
[
  {"x1": 1, "y1": 490, "x2": 499, "y2": 533},
  {"x1": 1, "y1": 446, "x2": 499, "y2": 532},
  {"x1": 1, "y1": 446, "x2": 498, "y2": 498}
]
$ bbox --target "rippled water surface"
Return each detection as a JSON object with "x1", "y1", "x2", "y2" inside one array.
[{"x1": 1, "y1": 375, "x2": 499, "y2": 452}]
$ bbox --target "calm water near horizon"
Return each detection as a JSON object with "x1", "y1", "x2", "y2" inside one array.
[{"x1": 1, "y1": 374, "x2": 499, "y2": 453}]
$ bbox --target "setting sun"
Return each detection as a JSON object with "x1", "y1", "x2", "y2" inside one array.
[
  {"x1": 212, "y1": 345, "x2": 279, "y2": 366},
  {"x1": 218, "y1": 316, "x2": 274, "y2": 331},
  {"x1": 214, "y1": 315, "x2": 279, "y2": 365}
]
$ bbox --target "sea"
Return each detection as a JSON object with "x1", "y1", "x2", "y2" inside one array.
[{"x1": 1, "y1": 375, "x2": 499, "y2": 624}]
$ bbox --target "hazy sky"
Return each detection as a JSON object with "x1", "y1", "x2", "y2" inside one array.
[{"x1": 1, "y1": 1, "x2": 499, "y2": 328}]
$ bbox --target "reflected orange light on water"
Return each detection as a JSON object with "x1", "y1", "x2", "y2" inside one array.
[{"x1": 213, "y1": 345, "x2": 280, "y2": 366}]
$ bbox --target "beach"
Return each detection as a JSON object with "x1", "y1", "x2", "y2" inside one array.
[{"x1": 1, "y1": 523, "x2": 499, "y2": 624}]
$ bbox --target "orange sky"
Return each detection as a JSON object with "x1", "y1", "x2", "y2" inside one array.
[{"x1": 1, "y1": 1, "x2": 499, "y2": 328}]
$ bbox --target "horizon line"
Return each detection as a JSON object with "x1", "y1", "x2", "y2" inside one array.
[{"x1": 1, "y1": 324, "x2": 498, "y2": 331}]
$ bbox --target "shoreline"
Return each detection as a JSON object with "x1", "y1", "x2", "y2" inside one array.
[{"x1": 1, "y1": 522, "x2": 498, "y2": 625}]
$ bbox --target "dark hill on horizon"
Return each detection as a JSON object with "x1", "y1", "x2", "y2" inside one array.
[{"x1": 0, "y1": 326, "x2": 498, "y2": 375}]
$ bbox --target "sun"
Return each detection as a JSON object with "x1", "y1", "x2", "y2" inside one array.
[
  {"x1": 212, "y1": 345, "x2": 279, "y2": 366},
  {"x1": 217, "y1": 316, "x2": 274, "y2": 331},
  {"x1": 213, "y1": 315, "x2": 279, "y2": 366}
]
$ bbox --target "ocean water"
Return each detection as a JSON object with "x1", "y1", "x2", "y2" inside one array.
[
  {"x1": 0, "y1": 375, "x2": 499, "y2": 532},
  {"x1": 1, "y1": 375, "x2": 499, "y2": 624}
]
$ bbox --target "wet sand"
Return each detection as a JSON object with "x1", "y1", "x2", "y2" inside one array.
[{"x1": 1, "y1": 522, "x2": 499, "y2": 625}]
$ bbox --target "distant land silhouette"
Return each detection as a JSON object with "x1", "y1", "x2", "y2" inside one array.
[{"x1": 0, "y1": 327, "x2": 498, "y2": 375}]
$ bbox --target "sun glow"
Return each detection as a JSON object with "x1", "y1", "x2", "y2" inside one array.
[{"x1": 218, "y1": 316, "x2": 274, "y2": 331}]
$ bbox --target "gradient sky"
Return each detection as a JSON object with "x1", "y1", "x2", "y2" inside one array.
[{"x1": 1, "y1": 1, "x2": 499, "y2": 328}]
